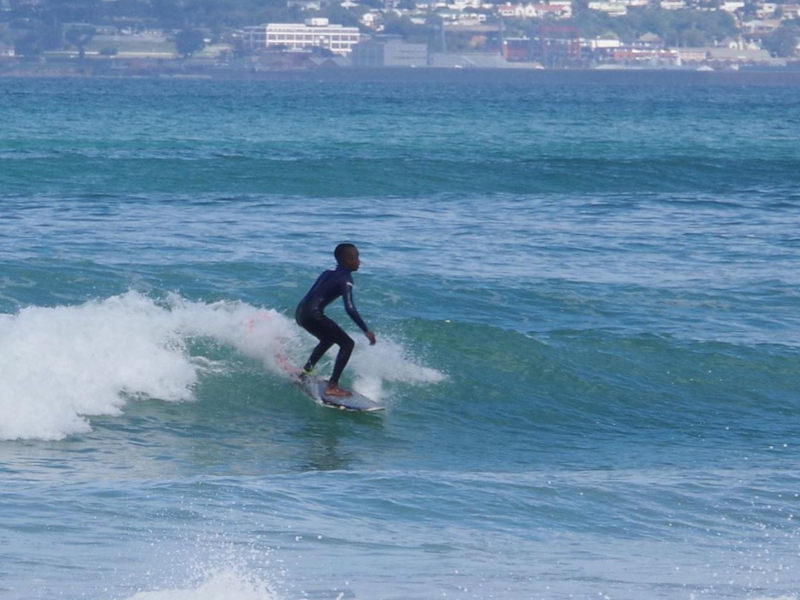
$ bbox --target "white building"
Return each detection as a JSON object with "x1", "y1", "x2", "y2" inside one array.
[
  {"x1": 585, "y1": 35, "x2": 622, "y2": 49},
  {"x1": 781, "y1": 4, "x2": 800, "y2": 19},
  {"x1": 719, "y1": 1, "x2": 745, "y2": 11},
  {"x1": 496, "y1": 2, "x2": 572, "y2": 19},
  {"x1": 361, "y1": 11, "x2": 384, "y2": 31},
  {"x1": 587, "y1": 1, "x2": 628, "y2": 15},
  {"x1": 242, "y1": 18, "x2": 362, "y2": 55}
]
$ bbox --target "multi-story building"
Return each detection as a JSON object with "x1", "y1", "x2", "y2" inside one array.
[{"x1": 241, "y1": 18, "x2": 362, "y2": 55}]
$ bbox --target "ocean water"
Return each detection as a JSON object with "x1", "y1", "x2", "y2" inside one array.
[{"x1": 1, "y1": 73, "x2": 799, "y2": 600}]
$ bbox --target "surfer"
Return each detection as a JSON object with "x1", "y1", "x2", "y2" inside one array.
[{"x1": 295, "y1": 243, "x2": 376, "y2": 397}]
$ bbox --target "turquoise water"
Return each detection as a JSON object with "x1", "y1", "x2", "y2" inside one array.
[{"x1": 1, "y1": 74, "x2": 799, "y2": 600}]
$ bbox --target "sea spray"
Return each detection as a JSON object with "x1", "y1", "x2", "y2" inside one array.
[
  {"x1": 125, "y1": 568, "x2": 279, "y2": 600},
  {"x1": 348, "y1": 336, "x2": 446, "y2": 402}
]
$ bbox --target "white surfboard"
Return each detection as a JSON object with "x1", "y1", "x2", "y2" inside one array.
[{"x1": 297, "y1": 374, "x2": 384, "y2": 412}]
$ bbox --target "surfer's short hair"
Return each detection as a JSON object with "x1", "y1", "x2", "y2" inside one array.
[{"x1": 334, "y1": 243, "x2": 358, "y2": 263}]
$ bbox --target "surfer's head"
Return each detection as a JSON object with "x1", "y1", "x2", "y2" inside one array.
[{"x1": 335, "y1": 243, "x2": 360, "y2": 272}]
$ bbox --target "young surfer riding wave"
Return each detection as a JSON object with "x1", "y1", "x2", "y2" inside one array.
[{"x1": 295, "y1": 243, "x2": 376, "y2": 397}]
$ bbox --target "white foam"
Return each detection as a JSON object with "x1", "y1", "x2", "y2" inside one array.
[
  {"x1": 349, "y1": 336, "x2": 446, "y2": 402},
  {"x1": 0, "y1": 291, "x2": 444, "y2": 440},
  {"x1": 0, "y1": 292, "x2": 296, "y2": 441},
  {"x1": 125, "y1": 568, "x2": 278, "y2": 600}
]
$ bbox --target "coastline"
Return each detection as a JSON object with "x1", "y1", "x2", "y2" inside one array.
[{"x1": 3, "y1": 63, "x2": 800, "y2": 86}]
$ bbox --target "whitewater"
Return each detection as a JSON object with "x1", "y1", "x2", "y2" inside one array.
[{"x1": 0, "y1": 291, "x2": 442, "y2": 441}]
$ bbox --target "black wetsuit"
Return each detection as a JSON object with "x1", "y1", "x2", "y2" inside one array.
[{"x1": 295, "y1": 264, "x2": 369, "y2": 385}]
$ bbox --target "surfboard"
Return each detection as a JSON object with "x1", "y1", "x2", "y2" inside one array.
[
  {"x1": 270, "y1": 347, "x2": 383, "y2": 412},
  {"x1": 296, "y1": 374, "x2": 384, "y2": 412}
]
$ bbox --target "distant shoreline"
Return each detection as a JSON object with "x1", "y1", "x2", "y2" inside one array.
[{"x1": 3, "y1": 65, "x2": 800, "y2": 86}]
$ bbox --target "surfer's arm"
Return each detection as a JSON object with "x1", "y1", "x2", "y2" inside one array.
[{"x1": 342, "y1": 281, "x2": 370, "y2": 334}]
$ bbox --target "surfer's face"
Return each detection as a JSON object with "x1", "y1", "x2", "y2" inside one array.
[{"x1": 341, "y1": 249, "x2": 360, "y2": 271}]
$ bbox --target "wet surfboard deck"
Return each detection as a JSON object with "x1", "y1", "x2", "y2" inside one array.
[{"x1": 296, "y1": 374, "x2": 384, "y2": 412}]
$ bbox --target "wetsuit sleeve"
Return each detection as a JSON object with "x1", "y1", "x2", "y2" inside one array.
[{"x1": 342, "y1": 281, "x2": 369, "y2": 332}]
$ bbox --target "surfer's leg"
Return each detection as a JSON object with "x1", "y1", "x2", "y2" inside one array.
[
  {"x1": 297, "y1": 308, "x2": 334, "y2": 373},
  {"x1": 312, "y1": 315, "x2": 356, "y2": 389},
  {"x1": 329, "y1": 332, "x2": 355, "y2": 387},
  {"x1": 298, "y1": 312, "x2": 353, "y2": 386},
  {"x1": 305, "y1": 339, "x2": 334, "y2": 372}
]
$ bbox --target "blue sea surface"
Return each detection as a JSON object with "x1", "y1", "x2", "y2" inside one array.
[{"x1": 1, "y1": 74, "x2": 799, "y2": 600}]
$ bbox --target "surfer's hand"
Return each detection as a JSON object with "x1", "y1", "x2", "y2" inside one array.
[{"x1": 365, "y1": 330, "x2": 376, "y2": 345}]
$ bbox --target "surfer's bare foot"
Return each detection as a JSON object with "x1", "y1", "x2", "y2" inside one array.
[{"x1": 325, "y1": 385, "x2": 351, "y2": 397}]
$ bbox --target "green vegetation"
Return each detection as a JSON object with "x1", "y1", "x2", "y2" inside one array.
[
  {"x1": 1, "y1": 0, "x2": 298, "y2": 57},
  {"x1": 174, "y1": 27, "x2": 204, "y2": 56},
  {"x1": 65, "y1": 25, "x2": 96, "y2": 61},
  {"x1": 503, "y1": 5, "x2": 739, "y2": 47},
  {"x1": 2, "y1": 0, "x2": 295, "y2": 30},
  {"x1": 0, "y1": 0, "x2": 796, "y2": 60},
  {"x1": 763, "y1": 23, "x2": 800, "y2": 56}
]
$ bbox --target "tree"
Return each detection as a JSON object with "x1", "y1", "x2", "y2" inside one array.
[
  {"x1": 10, "y1": 18, "x2": 61, "y2": 57},
  {"x1": 152, "y1": 0, "x2": 185, "y2": 27},
  {"x1": 319, "y1": 4, "x2": 364, "y2": 29},
  {"x1": 65, "y1": 25, "x2": 95, "y2": 61},
  {"x1": 51, "y1": 1, "x2": 101, "y2": 25},
  {"x1": 175, "y1": 28, "x2": 205, "y2": 57},
  {"x1": 763, "y1": 25, "x2": 799, "y2": 57},
  {"x1": 570, "y1": 6, "x2": 737, "y2": 47},
  {"x1": 14, "y1": 31, "x2": 42, "y2": 58},
  {"x1": 383, "y1": 15, "x2": 424, "y2": 39}
]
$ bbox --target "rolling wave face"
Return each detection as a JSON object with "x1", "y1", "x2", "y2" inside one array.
[
  {"x1": 3, "y1": 155, "x2": 798, "y2": 196},
  {"x1": 404, "y1": 320, "x2": 798, "y2": 466},
  {"x1": 4, "y1": 153, "x2": 799, "y2": 199}
]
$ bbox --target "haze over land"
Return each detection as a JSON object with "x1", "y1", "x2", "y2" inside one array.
[{"x1": 0, "y1": 0, "x2": 798, "y2": 72}]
